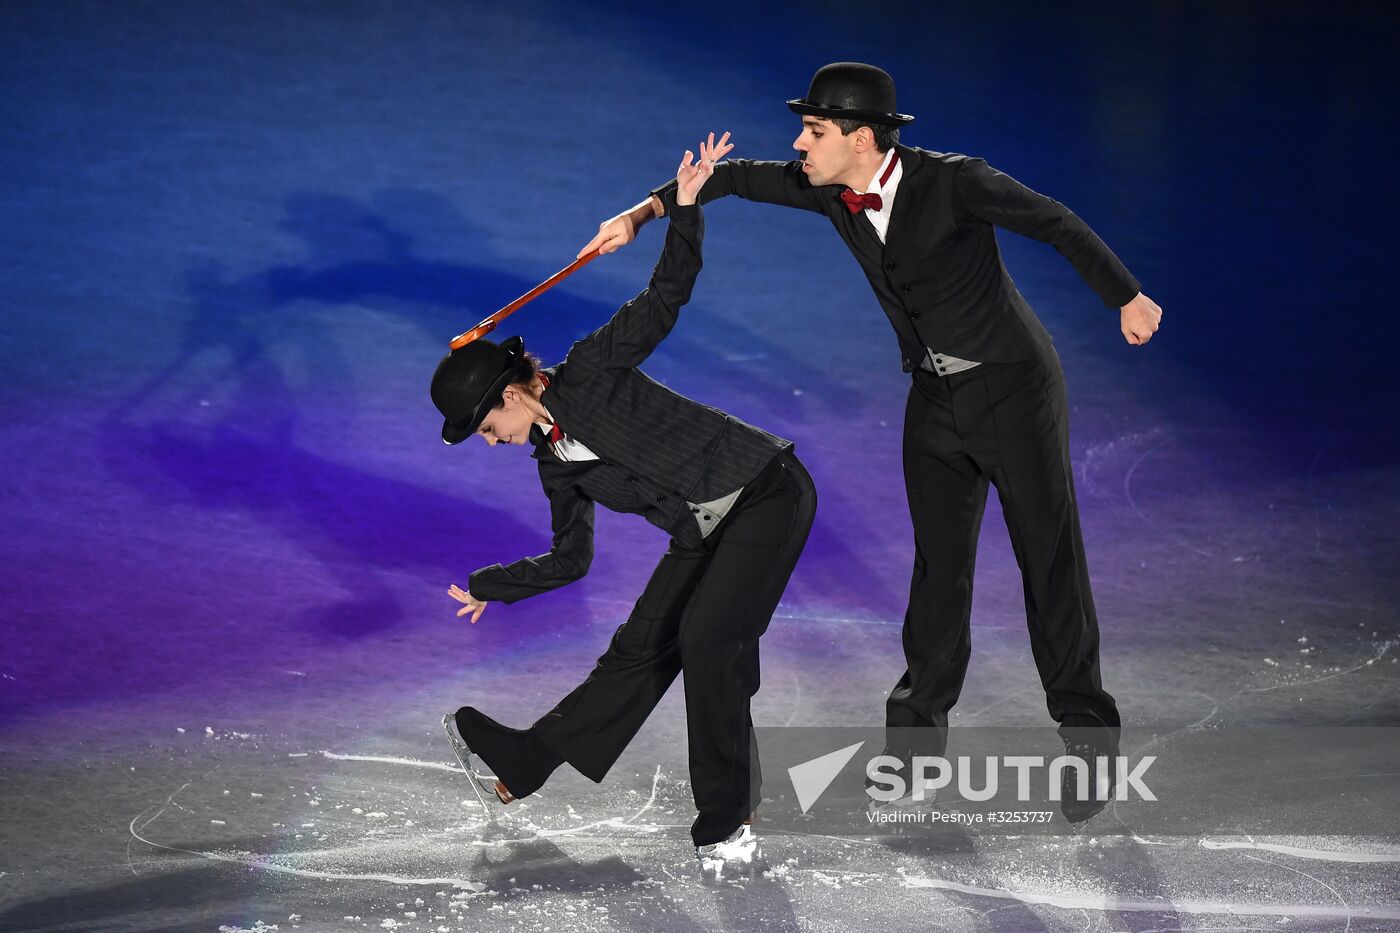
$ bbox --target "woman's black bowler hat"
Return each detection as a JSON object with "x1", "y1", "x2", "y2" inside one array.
[
  {"x1": 430, "y1": 335, "x2": 525, "y2": 445},
  {"x1": 786, "y1": 62, "x2": 914, "y2": 126}
]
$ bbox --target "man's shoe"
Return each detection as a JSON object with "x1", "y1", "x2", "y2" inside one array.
[
  {"x1": 696, "y1": 823, "x2": 759, "y2": 880},
  {"x1": 442, "y1": 712, "x2": 514, "y2": 815},
  {"x1": 1059, "y1": 736, "x2": 1117, "y2": 823}
]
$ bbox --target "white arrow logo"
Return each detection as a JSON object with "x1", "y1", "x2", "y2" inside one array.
[{"x1": 787, "y1": 741, "x2": 866, "y2": 814}]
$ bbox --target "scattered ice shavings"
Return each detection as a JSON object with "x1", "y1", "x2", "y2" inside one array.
[
  {"x1": 1297, "y1": 636, "x2": 1309, "y2": 644},
  {"x1": 250, "y1": 792, "x2": 263, "y2": 798},
  {"x1": 1264, "y1": 658, "x2": 1278, "y2": 666},
  {"x1": 218, "y1": 924, "x2": 278, "y2": 933},
  {"x1": 379, "y1": 920, "x2": 401, "y2": 929},
  {"x1": 287, "y1": 916, "x2": 300, "y2": 923},
  {"x1": 366, "y1": 811, "x2": 388, "y2": 819},
  {"x1": 205, "y1": 726, "x2": 215, "y2": 735}
]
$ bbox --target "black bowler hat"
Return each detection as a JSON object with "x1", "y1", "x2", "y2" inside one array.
[
  {"x1": 787, "y1": 62, "x2": 914, "y2": 126},
  {"x1": 430, "y1": 335, "x2": 525, "y2": 445}
]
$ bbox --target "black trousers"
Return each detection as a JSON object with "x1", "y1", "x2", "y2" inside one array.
[
  {"x1": 527, "y1": 451, "x2": 816, "y2": 846},
  {"x1": 887, "y1": 350, "x2": 1120, "y2": 752}
]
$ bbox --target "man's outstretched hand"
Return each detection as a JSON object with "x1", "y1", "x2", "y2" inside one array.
[
  {"x1": 577, "y1": 131, "x2": 734, "y2": 258},
  {"x1": 1120, "y1": 292, "x2": 1163, "y2": 345}
]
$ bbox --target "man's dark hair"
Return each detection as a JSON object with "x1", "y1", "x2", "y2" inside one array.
[{"x1": 832, "y1": 118, "x2": 900, "y2": 153}]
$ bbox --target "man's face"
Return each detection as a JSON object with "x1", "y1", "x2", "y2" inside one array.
[
  {"x1": 474, "y1": 389, "x2": 534, "y2": 447},
  {"x1": 792, "y1": 117, "x2": 858, "y2": 187}
]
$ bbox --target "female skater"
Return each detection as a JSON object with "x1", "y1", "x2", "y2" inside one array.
[{"x1": 430, "y1": 138, "x2": 816, "y2": 862}]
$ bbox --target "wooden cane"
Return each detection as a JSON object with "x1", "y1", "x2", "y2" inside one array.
[{"x1": 449, "y1": 249, "x2": 602, "y2": 350}]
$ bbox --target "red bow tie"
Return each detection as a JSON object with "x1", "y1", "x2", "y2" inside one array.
[
  {"x1": 536, "y1": 372, "x2": 565, "y2": 444},
  {"x1": 839, "y1": 189, "x2": 883, "y2": 214},
  {"x1": 839, "y1": 151, "x2": 900, "y2": 214}
]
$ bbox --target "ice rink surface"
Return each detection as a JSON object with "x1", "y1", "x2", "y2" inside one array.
[{"x1": 2, "y1": 2, "x2": 1398, "y2": 930}]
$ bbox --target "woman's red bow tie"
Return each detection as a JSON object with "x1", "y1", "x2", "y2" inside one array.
[{"x1": 537, "y1": 372, "x2": 565, "y2": 443}]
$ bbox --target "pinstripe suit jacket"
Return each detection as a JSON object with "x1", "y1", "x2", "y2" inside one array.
[{"x1": 468, "y1": 203, "x2": 793, "y2": 604}]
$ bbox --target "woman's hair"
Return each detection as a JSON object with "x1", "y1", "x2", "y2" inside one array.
[{"x1": 491, "y1": 351, "x2": 544, "y2": 409}]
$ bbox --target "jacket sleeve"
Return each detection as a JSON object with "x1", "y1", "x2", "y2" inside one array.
[
  {"x1": 568, "y1": 202, "x2": 704, "y2": 371},
  {"x1": 952, "y1": 158, "x2": 1141, "y2": 309},
  {"x1": 650, "y1": 159, "x2": 830, "y2": 215},
  {"x1": 467, "y1": 470, "x2": 595, "y2": 604}
]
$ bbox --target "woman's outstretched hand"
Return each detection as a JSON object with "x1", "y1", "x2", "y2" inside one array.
[
  {"x1": 676, "y1": 131, "x2": 734, "y2": 206},
  {"x1": 448, "y1": 583, "x2": 488, "y2": 623}
]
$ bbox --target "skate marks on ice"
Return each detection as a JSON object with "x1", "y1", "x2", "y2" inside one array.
[
  {"x1": 127, "y1": 748, "x2": 668, "y2": 894},
  {"x1": 121, "y1": 746, "x2": 1400, "y2": 929}
]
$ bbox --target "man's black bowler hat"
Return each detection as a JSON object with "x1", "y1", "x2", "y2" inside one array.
[
  {"x1": 430, "y1": 335, "x2": 525, "y2": 445},
  {"x1": 787, "y1": 62, "x2": 914, "y2": 126}
]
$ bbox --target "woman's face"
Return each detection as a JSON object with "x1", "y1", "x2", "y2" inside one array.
[{"x1": 474, "y1": 387, "x2": 536, "y2": 447}]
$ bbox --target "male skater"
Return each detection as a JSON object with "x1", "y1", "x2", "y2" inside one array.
[{"x1": 583, "y1": 63, "x2": 1162, "y2": 821}]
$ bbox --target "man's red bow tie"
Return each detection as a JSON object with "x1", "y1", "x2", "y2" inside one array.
[
  {"x1": 840, "y1": 189, "x2": 883, "y2": 214},
  {"x1": 838, "y1": 151, "x2": 899, "y2": 214}
]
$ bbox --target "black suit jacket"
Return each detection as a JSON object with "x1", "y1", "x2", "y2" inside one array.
[
  {"x1": 655, "y1": 145, "x2": 1141, "y2": 367},
  {"x1": 468, "y1": 203, "x2": 792, "y2": 604}
]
